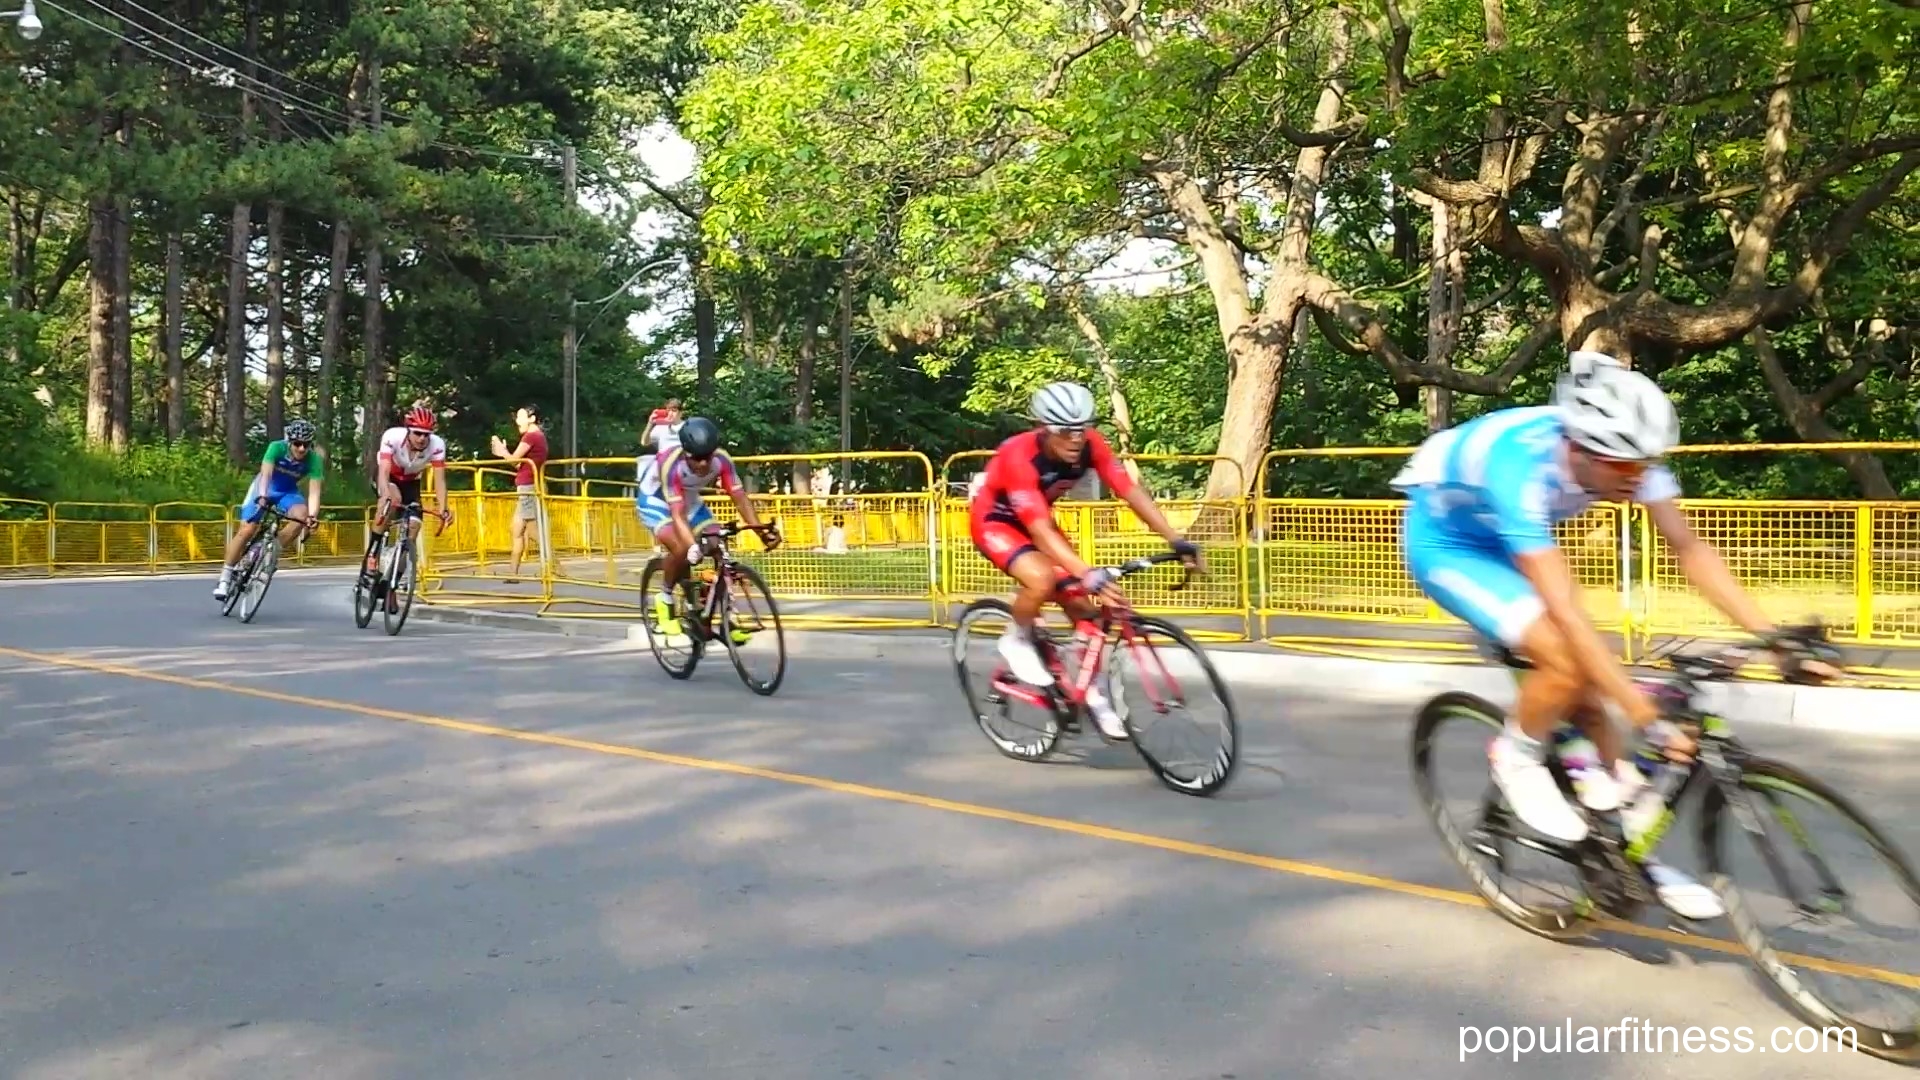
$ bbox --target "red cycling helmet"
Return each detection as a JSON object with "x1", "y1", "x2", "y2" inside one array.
[{"x1": 404, "y1": 405, "x2": 435, "y2": 432}]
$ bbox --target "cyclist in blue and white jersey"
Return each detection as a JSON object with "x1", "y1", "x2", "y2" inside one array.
[
  {"x1": 1393, "y1": 351, "x2": 1831, "y2": 920},
  {"x1": 634, "y1": 416, "x2": 779, "y2": 635}
]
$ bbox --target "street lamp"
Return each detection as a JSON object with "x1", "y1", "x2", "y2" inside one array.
[
  {"x1": 2, "y1": 1, "x2": 41, "y2": 40},
  {"x1": 563, "y1": 255, "x2": 681, "y2": 473}
]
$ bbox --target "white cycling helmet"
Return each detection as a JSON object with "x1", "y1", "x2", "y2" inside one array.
[
  {"x1": 1030, "y1": 381, "x2": 1096, "y2": 427},
  {"x1": 1553, "y1": 354, "x2": 1679, "y2": 461}
]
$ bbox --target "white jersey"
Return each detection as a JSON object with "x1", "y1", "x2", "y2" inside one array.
[
  {"x1": 647, "y1": 420, "x2": 682, "y2": 452},
  {"x1": 377, "y1": 426, "x2": 448, "y2": 479}
]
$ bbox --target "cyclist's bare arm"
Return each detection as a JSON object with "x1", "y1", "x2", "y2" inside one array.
[
  {"x1": 1512, "y1": 544, "x2": 1656, "y2": 727},
  {"x1": 303, "y1": 478, "x2": 322, "y2": 528},
  {"x1": 1644, "y1": 498, "x2": 1772, "y2": 636}
]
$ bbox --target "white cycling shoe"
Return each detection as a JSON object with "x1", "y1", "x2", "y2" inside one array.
[
  {"x1": 1490, "y1": 733, "x2": 1589, "y2": 842},
  {"x1": 997, "y1": 628, "x2": 1055, "y2": 687}
]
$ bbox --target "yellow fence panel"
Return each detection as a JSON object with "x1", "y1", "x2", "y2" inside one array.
[
  {"x1": 152, "y1": 503, "x2": 229, "y2": 569},
  {"x1": 50, "y1": 502, "x2": 152, "y2": 573},
  {"x1": 1636, "y1": 501, "x2": 1882, "y2": 643},
  {"x1": 0, "y1": 499, "x2": 53, "y2": 574},
  {"x1": 1871, "y1": 505, "x2": 1920, "y2": 642}
]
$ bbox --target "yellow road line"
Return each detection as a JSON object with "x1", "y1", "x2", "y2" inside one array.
[{"x1": 2, "y1": 643, "x2": 1914, "y2": 992}]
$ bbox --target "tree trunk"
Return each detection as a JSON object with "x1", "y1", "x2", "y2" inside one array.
[
  {"x1": 320, "y1": 221, "x2": 350, "y2": 444},
  {"x1": 1065, "y1": 291, "x2": 1142, "y2": 484},
  {"x1": 318, "y1": 58, "x2": 366, "y2": 447},
  {"x1": 86, "y1": 197, "x2": 113, "y2": 448},
  {"x1": 692, "y1": 246, "x2": 718, "y2": 399},
  {"x1": 164, "y1": 231, "x2": 185, "y2": 439},
  {"x1": 790, "y1": 297, "x2": 820, "y2": 492},
  {"x1": 838, "y1": 267, "x2": 853, "y2": 492},
  {"x1": 1413, "y1": 193, "x2": 1465, "y2": 431},
  {"x1": 109, "y1": 187, "x2": 132, "y2": 452},
  {"x1": 225, "y1": 200, "x2": 253, "y2": 464},
  {"x1": 7, "y1": 191, "x2": 25, "y2": 370},
  {"x1": 225, "y1": 0, "x2": 260, "y2": 464},
  {"x1": 361, "y1": 54, "x2": 387, "y2": 482},
  {"x1": 265, "y1": 200, "x2": 286, "y2": 439}
]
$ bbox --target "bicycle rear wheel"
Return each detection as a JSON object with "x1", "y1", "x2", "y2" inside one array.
[
  {"x1": 638, "y1": 556, "x2": 702, "y2": 680},
  {"x1": 1109, "y1": 615, "x2": 1237, "y2": 796},
  {"x1": 720, "y1": 562, "x2": 785, "y2": 696},
  {"x1": 1699, "y1": 756, "x2": 1920, "y2": 1062},
  {"x1": 951, "y1": 598, "x2": 1061, "y2": 762},
  {"x1": 383, "y1": 538, "x2": 417, "y2": 636},
  {"x1": 237, "y1": 533, "x2": 279, "y2": 624},
  {"x1": 1410, "y1": 691, "x2": 1597, "y2": 941}
]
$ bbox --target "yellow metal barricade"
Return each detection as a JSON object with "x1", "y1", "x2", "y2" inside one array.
[
  {"x1": 152, "y1": 502, "x2": 229, "y2": 570},
  {"x1": 1871, "y1": 504, "x2": 1920, "y2": 642},
  {"x1": 938, "y1": 450, "x2": 1251, "y2": 639},
  {"x1": 419, "y1": 460, "x2": 547, "y2": 607},
  {"x1": 50, "y1": 502, "x2": 151, "y2": 574},
  {"x1": 0, "y1": 498, "x2": 53, "y2": 575}
]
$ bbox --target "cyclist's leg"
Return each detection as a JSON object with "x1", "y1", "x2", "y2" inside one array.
[
  {"x1": 219, "y1": 482, "x2": 267, "y2": 596},
  {"x1": 973, "y1": 518, "x2": 1066, "y2": 685},
  {"x1": 1403, "y1": 509, "x2": 1590, "y2": 842},
  {"x1": 274, "y1": 492, "x2": 309, "y2": 547},
  {"x1": 640, "y1": 492, "x2": 689, "y2": 627}
]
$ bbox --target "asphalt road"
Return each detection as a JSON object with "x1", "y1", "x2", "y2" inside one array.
[{"x1": 1, "y1": 572, "x2": 1915, "y2": 1080}]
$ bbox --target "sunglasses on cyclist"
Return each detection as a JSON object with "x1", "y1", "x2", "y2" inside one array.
[
  {"x1": 1044, "y1": 424, "x2": 1087, "y2": 437},
  {"x1": 289, "y1": 440, "x2": 311, "y2": 450}
]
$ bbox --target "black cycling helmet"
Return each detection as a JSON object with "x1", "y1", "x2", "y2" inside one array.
[{"x1": 679, "y1": 416, "x2": 721, "y2": 458}]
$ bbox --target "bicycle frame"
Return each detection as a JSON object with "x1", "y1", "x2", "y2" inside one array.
[
  {"x1": 988, "y1": 558, "x2": 1192, "y2": 719},
  {"x1": 678, "y1": 522, "x2": 774, "y2": 640}
]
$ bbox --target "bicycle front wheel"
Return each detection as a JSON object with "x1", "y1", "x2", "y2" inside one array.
[
  {"x1": 353, "y1": 535, "x2": 382, "y2": 628},
  {"x1": 720, "y1": 562, "x2": 785, "y2": 695},
  {"x1": 1109, "y1": 616, "x2": 1238, "y2": 796},
  {"x1": 638, "y1": 557, "x2": 702, "y2": 680},
  {"x1": 237, "y1": 533, "x2": 279, "y2": 624},
  {"x1": 1699, "y1": 756, "x2": 1920, "y2": 1062},
  {"x1": 383, "y1": 539, "x2": 417, "y2": 636}
]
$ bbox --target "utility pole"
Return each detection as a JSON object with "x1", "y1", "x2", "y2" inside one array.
[{"x1": 561, "y1": 143, "x2": 579, "y2": 483}]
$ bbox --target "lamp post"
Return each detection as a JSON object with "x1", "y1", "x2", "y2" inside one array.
[
  {"x1": 2, "y1": 1, "x2": 42, "y2": 39},
  {"x1": 563, "y1": 255, "x2": 681, "y2": 475}
]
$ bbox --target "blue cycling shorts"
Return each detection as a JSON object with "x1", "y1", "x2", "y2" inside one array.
[
  {"x1": 1401, "y1": 501, "x2": 1545, "y2": 647},
  {"x1": 239, "y1": 484, "x2": 305, "y2": 525},
  {"x1": 636, "y1": 491, "x2": 714, "y2": 535}
]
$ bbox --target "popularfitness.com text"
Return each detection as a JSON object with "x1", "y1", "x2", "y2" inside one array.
[{"x1": 1459, "y1": 1017, "x2": 1857, "y2": 1061}]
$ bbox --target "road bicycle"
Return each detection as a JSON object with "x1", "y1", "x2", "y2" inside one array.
[
  {"x1": 639, "y1": 520, "x2": 787, "y2": 695},
  {"x1": 219, "y1": 502, "x2": 307, "y2": 624},
  {"x1": 355, "y1": 500, "x2": 448, "y2": 636},
  {"x1": 950, "y1": 549, "x2": 1239, "y2": 796},
  {"x1": 1411, "y1": 623, "x2": 1920, "y2": 1062}
]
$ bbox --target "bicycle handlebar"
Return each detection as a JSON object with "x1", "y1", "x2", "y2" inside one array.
[
  {"x1": 1058, "y1": 548, "x2": 1197, "y2": 597},
  {"x1": 1653, "y1": 620, "x2": 1842, "y2": 689}
]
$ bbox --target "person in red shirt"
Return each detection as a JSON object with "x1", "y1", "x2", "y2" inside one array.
[
  {"x1": 490, "y1": 404, "x2": 550, "y2": 578},
  {"x1": 969, "y1": 381, "x2": 1202, "y2": 740}
]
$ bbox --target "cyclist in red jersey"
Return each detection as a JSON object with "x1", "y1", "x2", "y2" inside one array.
[{"x1": 969, "y1": 381, "x2": 1203, "y2": 740}]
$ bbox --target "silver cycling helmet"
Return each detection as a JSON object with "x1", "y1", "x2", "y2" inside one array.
[
  {"x1": 1030, "y1": 381, "x2": 1096, "y2": 427},
  {"x1": 1553, "y1": 354, "x2": 1679, "y2": 461}
]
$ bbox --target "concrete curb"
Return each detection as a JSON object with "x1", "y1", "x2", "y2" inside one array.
[{"x1": 411, "y1": 602, "x2": 1920, "y2": 738}]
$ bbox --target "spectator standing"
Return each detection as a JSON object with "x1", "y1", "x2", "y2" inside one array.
[{"x1": 490, "y1": 405, "x2": 550, "y2": 579}]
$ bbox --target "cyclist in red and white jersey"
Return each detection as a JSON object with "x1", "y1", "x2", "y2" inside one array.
[
  {"x1": 970, "y1": 381, "x2": 1202, "y2": 740},
  {"x1": 374, "y1": 405, "x2": 453, "y2": 551}
]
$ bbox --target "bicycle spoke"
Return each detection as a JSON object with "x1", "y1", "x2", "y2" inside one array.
[{"x1": 1111, "y1": 616, "x2": 1237, "y2": 795}]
